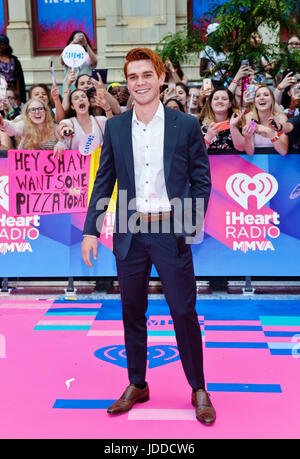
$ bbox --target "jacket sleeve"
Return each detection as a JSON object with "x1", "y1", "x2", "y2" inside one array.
[
  {"x1": 187, "y1": 116, "x2": 211, "y2": 229},
  {"x1": 83, "y1": 120, "x2": 117, "y2": 237}
]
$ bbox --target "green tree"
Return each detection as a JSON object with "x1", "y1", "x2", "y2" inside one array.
[
  {"x1": 203, "y1": 0, "x2": 300, "y2": 79},
  {"x1": 155, "y1": 29, "x2": 199, "y2": 69},
  {"x1": 157, "y1": 0, "x2": 300, "y2": 82}
]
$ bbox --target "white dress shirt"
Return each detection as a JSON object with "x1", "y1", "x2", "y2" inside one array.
[
  {"x1": 132, "y1": 102, "x2": 171, "y2": 213},
  {"x1": 83, "y1": 103, "x2": 171, "y2": 238}
]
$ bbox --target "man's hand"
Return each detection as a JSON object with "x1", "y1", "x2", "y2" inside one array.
[{"x1": 81, "y1": 236, "x2": 98, "y2": 268}]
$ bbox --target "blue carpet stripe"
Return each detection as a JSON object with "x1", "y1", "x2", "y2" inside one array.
[
  {"x1": 207, "y1": 383, "x2": 282, "y2": 393},
  {"x1": 270, "y1": 350, "x2": 295, "y2": 355},
  {"x1": 264, "y1": 331, "x2": 300, "y2": 337},
  {"x1": 205, "y1": 342, "x2": 268, "y2": 349},
  {"x1": 53, "y1": 399, "x2": 116, "y2": 409}
]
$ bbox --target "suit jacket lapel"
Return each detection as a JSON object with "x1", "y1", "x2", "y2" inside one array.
[
  {"x1": 119, "y1": 109, "x2": 135, "y2": 184},
  {"x1": 163, "y1": 105, "x2": 179, "y2": 184}
]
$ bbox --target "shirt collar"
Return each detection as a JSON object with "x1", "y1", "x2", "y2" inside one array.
[{"x1": 132, "y1": 101, "x2": 164, "y2": 126}]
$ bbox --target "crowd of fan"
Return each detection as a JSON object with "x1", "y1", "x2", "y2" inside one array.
[{"x1": 0, "y1": 30, "x2": 299, "y2": 156}]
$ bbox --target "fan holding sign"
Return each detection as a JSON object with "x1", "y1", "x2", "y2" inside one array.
[
  {"x1": 62, "y1": 44, "x2": 87, "y2": 70},
  {"x1": 61, "y1": 31, "x2": 98, "y2": 96}
]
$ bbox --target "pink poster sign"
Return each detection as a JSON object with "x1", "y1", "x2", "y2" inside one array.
[{"x1": 8, "y1": 150, "x2": 91, "y2": 216}]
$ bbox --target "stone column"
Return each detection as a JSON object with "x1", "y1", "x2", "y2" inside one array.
[{"x1": 6, "y1": 0, "x2": 32, "y2": 57}]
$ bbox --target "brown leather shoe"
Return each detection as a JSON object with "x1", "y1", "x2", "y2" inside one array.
[
  {"x1": 107, "y1": 384, "x2": 149, "y2": 415},
  {"x1": 192, "y1": 389, "x2": 216, "y2": 425}
]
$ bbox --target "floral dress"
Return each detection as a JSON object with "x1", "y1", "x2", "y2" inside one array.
[{"x1": 200, "y1": 120, "x2": 235, "y2": 150}]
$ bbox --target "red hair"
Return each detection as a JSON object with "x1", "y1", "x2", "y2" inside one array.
[{"x1": 124, "y1": 48, "x2": 165, "y2": 79}]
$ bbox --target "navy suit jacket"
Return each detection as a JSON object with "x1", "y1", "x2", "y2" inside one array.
[{"x1": 83, "y1": 105, "x2": 211, "y2": 260}]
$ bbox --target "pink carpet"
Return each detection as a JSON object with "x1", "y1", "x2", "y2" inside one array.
[{"x1": 0, "y1": 296, "x2": 299, "y2": 439}]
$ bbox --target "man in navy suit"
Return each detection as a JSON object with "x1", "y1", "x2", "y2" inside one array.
[{"x1": 81, "y1": 48, "x2": 216, "y2": 425}]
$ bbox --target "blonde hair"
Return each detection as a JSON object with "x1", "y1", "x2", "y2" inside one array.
[
  {"x1": 20, "y1": 98, "x2": 56, "y2": 149},
  {"x1": 252, "y1": 84, "x2": 276, "y2": 123}
]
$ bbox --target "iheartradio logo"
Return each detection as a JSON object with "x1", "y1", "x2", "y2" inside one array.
[
  {"x1": 0, "y1": 176, "x2": 9, "y2": 212},
  {"x1": 226, "y1": 173, "x2": 278, "y2": 210}
]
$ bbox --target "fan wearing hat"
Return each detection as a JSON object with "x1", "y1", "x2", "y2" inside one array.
[
  {"x1": 199, "y1": 23, "x2": 227, "y2": 87},
  {"x1": 0, "y1": 34, "x2": 26, "y2": 104}
]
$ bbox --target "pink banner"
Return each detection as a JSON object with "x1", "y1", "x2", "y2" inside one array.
[
  {"x1": 8, "y1": 150, "x2": 91, "y2": 216},
  {"x1": 206, "y1": 156, "x2": 280, "y2": 253}
]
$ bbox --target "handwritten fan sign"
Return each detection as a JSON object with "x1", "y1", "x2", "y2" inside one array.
[
  {"x1": 62, "y1": 44, "x2": 86, "y2": 68},
  {"x1": 8, "y1": 150, "x2": 91, "y2": 216}
]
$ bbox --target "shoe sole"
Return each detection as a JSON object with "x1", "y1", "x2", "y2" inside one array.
[{"x1": 196, "y1": 416, "x2": 216, "y2": 426}]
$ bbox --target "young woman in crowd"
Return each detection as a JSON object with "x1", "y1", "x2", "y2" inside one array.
[
  {"x1": 187, "y1": 86, "x2": 202, "y2": 115},
  {"x1": 0, "y1": 34, "x2": 26, "y2": 103},
  {"x1": 29, "y1": 83, "x2": 65, "y2": 123},
  {"x1": 164, "y1": 98, "x2": 185, "y2": 112},
  {"x1": 0, "y1": 98, "x2": 58, "y2": 149},
  {"x1": 54, "y1": 88, "x2": 109, "y2": 156},
  {"x1": 174, "y1": 83, "x2": 189, "y2": 111},
  {"x1": 199, "y1": 87, "x2": 244, "y2": 151},
  {"x1": 287, "y1": 34, "x2": 300, "y2": 52},
  {"x1": 242, "y1": 84, "x2": 288, "y2": 155},
  {"x1": 62, "y1": 73, "x2": 120, "y2": 116},
  {"x1": 61, "y1": 30, "x2": 97, "y2": 94}
]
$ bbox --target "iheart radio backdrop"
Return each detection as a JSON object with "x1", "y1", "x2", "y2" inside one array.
[{"x1": 0, "y1": 152, "x2": 300, "y2": 277}]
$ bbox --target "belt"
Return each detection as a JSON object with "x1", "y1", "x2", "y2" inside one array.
[{"x1": 138, "y1": 211, "x2": 173, "y2": 223}]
